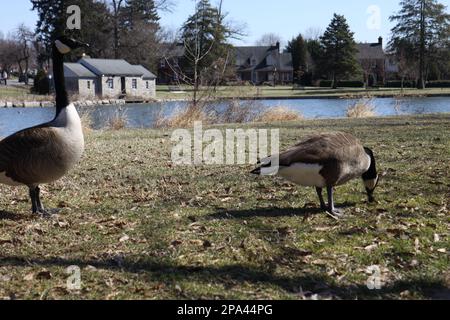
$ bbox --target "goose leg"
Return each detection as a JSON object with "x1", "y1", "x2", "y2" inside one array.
[
  {"x1": 327, "y1": 186, "x2": 344, "y2": 217},
  {"x1": 35, "y1": 186, "x2": 46, "y2": 214},
  {"x1": 29, "y1": 186, "x2": 51, "y2": 217},
  {"x1": 29, "y1": 186, "x2": 39, "y2": 214},
  {"x1": 316, "y1": 187, "x2": 327, "y2": 210}
]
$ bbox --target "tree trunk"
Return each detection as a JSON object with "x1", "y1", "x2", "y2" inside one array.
[
  {"x1": 332, "y1": 73, "x2": 337, "y2": 89},
  {"x1": 418, "y1": 0, "x2": 426, "y2": 89}
]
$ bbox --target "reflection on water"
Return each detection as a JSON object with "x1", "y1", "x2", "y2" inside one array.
[{"x1": 0, "y1": 97, "x2": 449, "y2": 137}]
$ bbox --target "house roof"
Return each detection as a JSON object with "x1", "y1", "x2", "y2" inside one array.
[
  {"x1": 64, "y1": 63, "x2": 97, "y2": 78},
  {"x1": 357, "y1": 43, "x2": 385, "y2": 60},
  {"x1": 132, "y1": 65, "x2": 157, "y2": 79},
  {"x1": 79, "y1": 58, "x2": 143, "y2": 76},
  {"x1": 234, "y1": 45, "x2": 293, "y2": 72},
  {"x1": 159, "y1": 43, "x2": 185, "y2": 58}
]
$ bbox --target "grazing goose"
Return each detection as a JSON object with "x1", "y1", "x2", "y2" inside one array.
[
  {"x1": 0, "y1": 36, "x2": 88, "y2": 215},
  {"x1": 251, "y1": 132, "x2": 379, "y2": 217}
]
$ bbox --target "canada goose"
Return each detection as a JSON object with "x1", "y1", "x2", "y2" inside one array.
[
  {"x1": 251, "y1": 132, "x2": 379, "y2": 217},
  {"x1": 0, "y1": 36, "x2": 89, "y2": 215}
]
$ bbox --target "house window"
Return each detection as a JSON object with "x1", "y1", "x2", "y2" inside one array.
[
  {"x1": 132, "y1": 79, "x2": 137, "y2": 89},
  {"x1": 87, "y1": 81, "x2": 91, "y2": 89},
  {"x1": 146, "y1": 81, "x2": 149, "y2": 89},
  {"x1": 160, "y1": 59, "x2": 166, "y2": 68},
  {"x1": 107, "y1": 78, "x2": 114, "y2": 89}
]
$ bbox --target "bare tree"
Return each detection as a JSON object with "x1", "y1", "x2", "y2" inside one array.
[
  {"x1": 255, "y1": 33, "x2": 282, "y2": 46},
  {"x1": 397, "y1": 49, "x2": 419, "y2": 91},
  {"x1": 360, "y1": 58, "x2": 376, "y2": 88},
  {"x1": 15, "y1": 24, "x2": 35, "y2": 84},
  {"x1": 304, "y1": 27, "x2": 323, "y2": 40}
]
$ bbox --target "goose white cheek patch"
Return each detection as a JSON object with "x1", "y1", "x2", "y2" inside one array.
[
  {"x1": 55, "y1": 40, "x2": 71, "y2": 54},
  {"x1": 364, "y1": 176, "x2": 378, "y2": 190}
]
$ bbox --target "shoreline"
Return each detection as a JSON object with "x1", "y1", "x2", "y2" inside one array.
[{"x1": 1, "y1": 92, "x2": 450, "y2": 108}]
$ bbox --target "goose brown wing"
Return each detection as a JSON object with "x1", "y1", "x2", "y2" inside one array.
[
  {"x1": 279, "y1": 132, "x2": 363, "y2": 166},
  {"x1": 0, "y1": 126, "x2": 58, "y2": 184}
]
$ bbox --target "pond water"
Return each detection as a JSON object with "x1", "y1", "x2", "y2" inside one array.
[{"x1": 0, "y1": 96, "x2": 449, "y2": 137}]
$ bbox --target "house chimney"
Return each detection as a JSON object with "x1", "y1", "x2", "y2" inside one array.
[
  {"x1": 276, "y1": 41, "x2": 280, "y2": 53},
  {"x1": 378, "y1": 36, "x2": 383, "y2": 46}
]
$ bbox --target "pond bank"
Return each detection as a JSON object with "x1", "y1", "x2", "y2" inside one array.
[{"x1": 2, "y1": 88, "x2": 450, "y2": 108}]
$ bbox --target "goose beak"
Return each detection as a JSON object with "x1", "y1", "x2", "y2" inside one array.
[
  {"x1": 366, "y1": 188, "x2": 375, "y2": 203},
  {"x1": 77, "y1": 41, "x2": 90, "y2": 49},
  {"x1": 251, "y1": 167, "x2": 261, "y2": 175}
]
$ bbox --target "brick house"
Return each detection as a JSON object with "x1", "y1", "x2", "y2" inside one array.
[
  {"x1": 356, "y1": 37, "x2": 386, "y2": 86},
  {"x1": 234, "y1": 43, "x2": 294, "y2": 85}
]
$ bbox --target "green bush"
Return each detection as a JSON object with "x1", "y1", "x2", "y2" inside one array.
[
  {"x1": 385, "y1": 80, "x2": 417, "y2": 88},
  {"x1": 319, "y1": 80, "x2": 364, "y2": 88},
  {"x1": 32, "y1": 69, "x2": 50, "y2": 94}
]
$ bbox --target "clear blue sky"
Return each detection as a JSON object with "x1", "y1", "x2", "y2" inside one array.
[{"x1": 2, "y1": 0, "x2": 450, "y2": 47}]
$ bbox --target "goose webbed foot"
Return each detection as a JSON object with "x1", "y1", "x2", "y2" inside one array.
[
  {"x1": 29, "y1": 186, "x2": 57, "y2": 218},
  {"x1": 327, "y1": 208, "x2": 344, "y2": 218},
  {"x1": 35, "y1": 208, "x2": 52, "y2": 218},
  {"x1": 325, "y1": 186, "x2": 345, "y2": 219}
]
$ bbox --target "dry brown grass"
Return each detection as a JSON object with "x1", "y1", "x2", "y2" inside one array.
[
  {"x1": 255, "y1": 106, "x2": 303, "y2": 123},
  {"x1": 156, "y1": 100, "x2": 303, "y2": 128},
  {"x1": 108, "y1": 108, "x2": 128, "y2": 130},
  {"x1": 218, "y1": 100, "x2": 263, "y2": 124},
  {"x1": 79, "y1": 110, "x2": 94, "y2": 135},
  {"x1": 346, "y1": 99, "x2": 377, "y2": 118},
  {"x1": 154, "y1": 102, "x2": 217, "y2": 128}
]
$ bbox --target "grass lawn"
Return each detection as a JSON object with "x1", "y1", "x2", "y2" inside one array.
[
  {"x1": 0, "y1": 86, "x2": 30, "y2": 99},
  {"x1": 156, "y1": 85, "x2": 450, "y2": 101},
  {"x1": 0, "y1": 114, "x2": 449, "y2": 300}
]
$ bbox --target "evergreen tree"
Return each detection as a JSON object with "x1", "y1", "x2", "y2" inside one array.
[
  {"x1": 123, "y1": 0, "x2": 160, "y2": 26},
  {"x1": 305, "y1": 38, "x2": 325, "y2": 82},
  {"x1": 320, "y1": 14, "x2": 360, "y2": 88},
  {"x1": 31, "y1": 0, "x2": 112, "y2": 60},
  {"x1": 119, "y1": 0, "x2": 161, "y2": 69},
  {"x1": 181, "y1": 0, "x2": 233, "y2": 74},
  {"x1": 286, "y1": 34, "x2": 308, "y2": 84},
  {"x1": 389, "y1": 0, "x2": 450, "y2": 88},
  {"x1": 31, "y1": 0, "x2": 66, "y2": 59}
]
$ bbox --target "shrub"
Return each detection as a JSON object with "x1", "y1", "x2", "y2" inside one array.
[
  {"x1": 385, "y1": 80, "x2": 417, "y2": 88},
  {"x1": 32, "y1": 69, "x2": 50, "y2": 94},
  {"x1": 108, "y1": 108, "x2": 128, "y2": 130},
  {"x1": 255, "y1": 106, "x2": 303, "y2": 123},
  {"x1": 319, "y1": 80, "x2": 364, "y2": 88},
  {"x1": 346, "y1": 99, "x2": 377, "y2": 118},
  {"x1": 426, "y1": 81, "x2": 450, "y2": 88}
]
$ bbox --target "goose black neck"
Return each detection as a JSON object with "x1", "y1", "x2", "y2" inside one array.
[
  {"x1": 52, "y1": 45, "x2": 69, "y2": 116},
  {"x1": 363, "y1": 147, "x2": 377, "y2": 180}
]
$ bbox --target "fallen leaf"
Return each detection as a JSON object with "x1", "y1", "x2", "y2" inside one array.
[
  {"x1": 364, "y1": 244, "x2": 378, "y2": 251},
  {"x1": 23, "y1": 273, "x2": 34, "y2": 281},
  {"x1": 119, "y1": 235, "x2": 130, "y2": 243}
]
